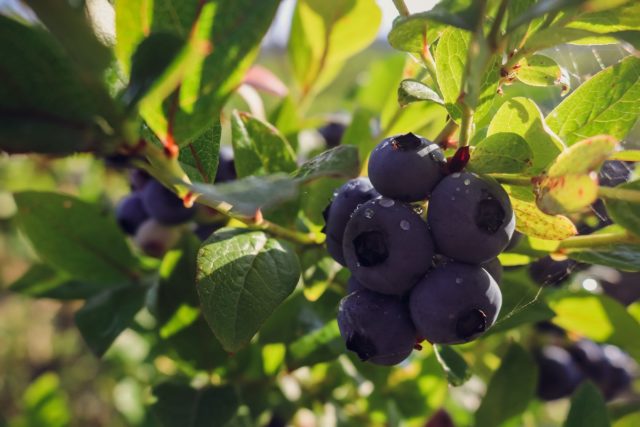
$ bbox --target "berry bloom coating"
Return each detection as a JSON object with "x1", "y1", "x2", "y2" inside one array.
[
  {"x1": 409, "y1": 262, "x2": 502, "y2": 344},
  {"x1": 427, "y1": 172, "x2": 515, "y2": 264},
  {"x1": 142, "y1": 180, "x2": 196, "y2": 225},
  {"x1": 323, "y1": 178, "x2": 379, "y2": 265},
  {"x1": 215, "y1": 145, "x2": 237, "y2": 183},
  {"x1": 346, "y1": 276, "x2": 365, "y2": 294},
  {"x1": 337, "y1": 289, "x2": 416, "y2": 366},
  {"x1": 368, "y1": 133, "x2": 446, "y2": 202},
  {"x1": 536, "y1": 345, "x2": 584, "y2": 401},
  {"x1": 116, "y1": 193, "x2": 149, "y2": 235},
  {"x1": 134, "y1": 219, "x2": 181, "y2": 258},
  {"x1": 343, "y1": 198, "x2": 435, "y2": 295}
]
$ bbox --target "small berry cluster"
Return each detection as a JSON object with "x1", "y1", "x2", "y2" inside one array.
[
  {"x1": 323, "y1": 133, "x2": 515, "y2": 365},
  {"x1": 114, "y1": 147, "x2": 236, "y2": 256},
  {"x1": 536, "y1": 338, "x2": 636, "y2": 401}
]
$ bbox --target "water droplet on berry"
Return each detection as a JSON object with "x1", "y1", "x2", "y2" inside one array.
[
  {"x1": 364, "y1": 208, "x2": 374, "y2": 219},
  {"x1": 464, "y1": 179, "x2": 471, "y2": 186},
  {"x1": 455, "y1": 277, "x2": 463, "y2": 284},
  {"x1": 379, "y1": 198, "x2": 395, "y2": 207},
  {"x1": 400, "y1": 220, "x2": 411, "y2": 230}
]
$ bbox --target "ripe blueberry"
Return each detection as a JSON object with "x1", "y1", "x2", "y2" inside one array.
[
  {"x1": 318, "y1": 122, "x2": 346, "y2": 148},
  {"x1": 409, "y1": 262, "x2": 502, "y2": 344},
  {"x1": 569, "y1": 339, "x2": 610, "y2": 385},
  {"x1": 427, "y1": 172, "x2": 515, "y2": 264},
  {"x1": 536, "y1": 345, "x2": 584, "y2": 401},
  {"x1": 342, "y1": 198, "x2": 435, "y2": 295},
  {"x1": 528, "y1": 256, "x2": 582, "y2": 287},
  {"x1": 129, "y1": 169, "x2": 150, "y2": 191},
  {"x1": 115, "y1": 193, "x2": 149, "y2": 235},
  {"x1": 323, "y1": 178, "x2": 379, "y2": 265},
  {"x1": 215, "y1": 145, "x2": 237, "y2": 183},
  {"x1": 599, "y1": 344, "x2": 635, "y2": 400},
  {"x1": 134, "y1": 219, "x2": 181, "y2": 258},
  {"x1": 368, "y1": 133, "x2": 446, "y2": 202},
  {"x1": 346, "y1": 276, "x2": 365, "y2": 294},
  {"x1": 481, "y1": 258, "x2": 503, "y2": 284},
  {"x1": 141, "y1": 180, "x2": 195, "y2": 225},
  {"x1": 337, "y1": 289, "x2": 416, "y2": 365}
]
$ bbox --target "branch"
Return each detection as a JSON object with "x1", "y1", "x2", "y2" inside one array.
[
  {"x1": 598, "y1": 186, "x2": 640, "y2": 204},
  {"x1": 557, "y1": 231, "x2": 640, "y2": 250},
  {"x1": 392, "y1": 0, "x2": 410, "y2": 17}
]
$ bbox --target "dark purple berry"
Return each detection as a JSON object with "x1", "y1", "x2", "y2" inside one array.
[
  {"x1": 318, "y1": 122, "x2": 346, "y2": 148},
  {"x1": 215, "y1": 145, "x2": 237, "y2": 183},
  {"x1": 409, "y1": 262, "x2": 502, "y2": 345},
  {"x1": 342, "y1": 198, "x2": 435, "y2": 295},
  {"x1": 141, "y1": 180, "x2": 195, "y2": 225},
  {"x1": 337, "y1": 289, "x2": 416, "y2": 365},
  {"x1": 323, "y1": 178, "x2": 379, "y2": 265},
  {"x1": 427, "y1": 172, "x2": 515, "y2": 264},
  {"x1": 346, "y1": 276, "x2": 365, "y2": 294},
  {"x1": 528, "y1": 256, "x2": 582, "y2": 287},
  {"x1": 115, "y1": 193, "x2": 149, "y2": 235},
  {"x1": 368, "y1": 133, "x2": 446, "y2": 202},
  {"x1": 134, "y1": 219, "x2": 180, "y2": 258},
  {"x1": 129, "y1": 169, "x2": 150, "y2": 191},
  {"x1": 482, "y1": 258, "x2": 503, "y2": 284},
  {"x1": 536, "y1": 345, "x2": 584, "y2": 401}
]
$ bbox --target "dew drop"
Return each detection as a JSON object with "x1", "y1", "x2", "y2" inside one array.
[
  {"x1": 455, "y1": 278, "x2": 463, "y2": 284},
  {"x1": 364, "y1": 208, "x2": 375, "y2": 219},
  {"x1": 464, "y1": 179, "x2": 471, "y2": 186},
  {"x1": 379, "y1": 198, "x2": 395, "y2": 207},
  {"x1": 400, "y1": 220, "x2": 411, "y2": 231}
]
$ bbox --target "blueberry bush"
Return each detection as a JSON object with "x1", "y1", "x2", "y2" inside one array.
[{"x1": 2, "y1": 0, "x2": 640, "y2": 426}]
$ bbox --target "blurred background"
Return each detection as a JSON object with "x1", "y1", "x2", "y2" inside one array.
[{"x1": 1, "y1": 1, "x2": 639, "y2": 426}]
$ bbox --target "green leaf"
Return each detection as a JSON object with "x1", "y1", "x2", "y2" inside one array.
[
  {"x1": 609, "y1": 150, "x2": 640, "y2": 161},
  {"x1": 196, "y1": 229, "x2": 301, "y2": 352},
  {"x1": 231, "y1": 111, "x2": 297, "y2": 178},
  {"x1": 614, "y1": 412, "x2": 640, "y2": 427},
  {"x1": 16, "y1": 373, "x2": 70, "y2": 427},
  {"x1": 25, "y1": 0, "x2": 111, "y2": 75},
  {"x1": 504, "y1": 185, "x2": 578, "y2": 240},
  {"x1": 9, "y1": 263, "x2": 105, "y2": 300},
  {"x1": 605, "y1": 180, "x2": 640, "y2": 236},
  {"x1": 487, "y1": 97, "x2": 564, "y2": 173},
  {"x1": 293, "y1": 146, "x2": 360, "y2": 182},
  {"x1": 288, "y1": 0, "x2": 382, "y2": 97},
  {"x1": 435, "y1": 28, "x2": 468, "y2": 121},
  {"x1": 75, "y1": 285, "x2": 147, "y2": 357},
  {"x1": 433, "y1": 345, "x2": 471, "y2": 387},
  {"x1": 568, "y1": 3, "x2": 640, "y2": 33},
  {"x1": 286, "y1": 320, "x2": 343, "y2": 370},
  {"x1": 189, "y1": 174, "x2": 298, "y2": 218},
  {"x1": 0, "y1": 15, "x2": 120, "y2": 154},
  {"x1": 152, "y1": 383, "x2": 239, "y2": 427},
  {"x1": 14, "y1": 192, "x2": 139, "y2": 285},
  {"x1": 387, "y1": 14, "x2": 447, "y2": 53},
  {"x1": 549, "y1": 291, "x2": 640, "y2": 362},
  {"x1": 547, "y1": 56, "x2": 640, "y2": 145},
  {"x1": 398, "y1": 79, "x2": 444, "y2": 107},
  {"x1": 515, "y1": 54, "x2": 570, "y2": 94},
  {"x1": 474, "y1": 343, "x2": 538, "y2": 427},
  {"x1": 141, "y1": 0, "x2": 281, "y2": 145},
  {"x1": 489, "y1": 271, "x2": 555, "y2": 335},
  {"x1": 564, "y1": 382, "x2": 611, "y2": 427},
  {"x1": 507, "y1": 0, "x2": 584, "y2": 32},
  {"x1": 548, "y1": 135, "x2": 618, "y2": 177},
  {"x1": 468, "y1": 133, "x2": 533, "y2": 174},
  {"x1": 341, "y1": 108, "x2": 377, "y2": 166},
  {"x1": 568, "y1": 241, "x2": 640, "y2": 271},
  {"x1": 536, "y1": 174, "x2": 599, "y2": 215},
  {"x1": 357, "y1": 54, "x2": 406, "y2": 113},
  {"x1": 122, "y1": 32, "x2": 185, "y2": 108},
  {"x1": 178, "y1": 125, "x2": 221, "y2": 183}
]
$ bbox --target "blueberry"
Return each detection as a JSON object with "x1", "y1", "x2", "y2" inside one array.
[
  {"x1": 598, "y1": 160, "x2": 633, "y2": 188},
  {"x1": 536, "y1": 345, "x2": 584, "y2": 401},
  {"x1": 569, "y1": 340, "x2": 611, "y2": 385},
  {"x1": 425, "y1": 409, "x2": 454, "y2": 427},
  {"x1": 134, "y1": 219, "x2": 181, "y2": 258},
  {"x1": 318, "y1": 122, "x2": 346, "y2": 148},
  {"x1": 129, "y1": 169, "x2": 150, "y2": 191},
  {"x1": 215, "y1": 145, "x2": 237, "y2": 183},
  {"x1": 342, "y1": 198, "x2": 435, "y2": 295},
  {"x1": 141, "y1": 180, "x2": 196, "y2": 225},
  {"x1": 346, "y1": 276, "x2": 365, "y2": 294},
  {"x1": 115, "y1": 193, "x2": 149, "y2": 235},
  {"x1": 599, "y1": 344, "x2": 635, "y2": 399},
  {"x1": 337, "y1": 289, "x2": 416, "y2": 365},
  {"x1": 194, "y1": 222, "x2": 224, "y2": 241},
  {"x1": 323, "y1": 178, "x2": 379, "y2": 265},
  {"x1": 427, "y1": 172, "x2": 515, "y2": 264},
  {"x1": 528, "y1": 256, "x2": 581, "y2": 287},
  {"x1": 482, "y1": 258, "x2": 503, "y2": 284},
  {"x1": 504, "y1": 231, "x2": 523, "y2": 251},
  {"x1": 368, "y1": 133, "x2": 446, "y2": 202},
  {"x1": 409, "y1": 262, "x2": 502, "y2": 344}
]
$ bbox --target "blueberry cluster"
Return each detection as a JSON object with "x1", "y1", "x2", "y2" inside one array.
[
  {"x1": 536, "y1": 339, "x2": 636, "y2": 401},
  {"x1": 323, "y1": 133, "x2": 515, "y2": 365},
  {"x1": 113, "y1": 147, "x2": 236, "y2": 256}
]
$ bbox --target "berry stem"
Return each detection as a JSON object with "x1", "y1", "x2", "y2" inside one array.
[
  {"x1": 557, "y1": 231, "x2": 640, "y2": 250},
  {"x1": 488, "y1": 0, "x2": 509, "y2": 52},
  {"x1": 488, "y1": 173, "x2": 533, "y2": 186},
  {"x1": 598, "y1": 186, "x2": 640, "y2": 204},
  {"x1": 458, "y1": 104, "x2": 474, "y2": 147},
  {"x1": 434, "y1": 119, "x2": 459, "y2": 148},
  {"x1": 392, "y1": 0, "x2": 410, "y2": 17}
]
